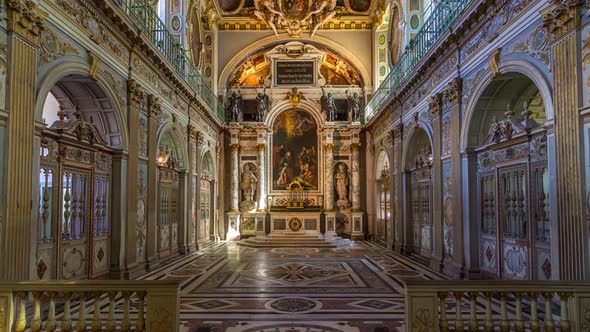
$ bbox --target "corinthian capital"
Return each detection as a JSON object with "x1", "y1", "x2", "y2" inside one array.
[{"x1": 6, "y1": 0, "x2": 46, "y2": 41}]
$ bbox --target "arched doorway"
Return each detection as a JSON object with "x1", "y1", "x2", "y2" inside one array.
[
  {"x1": 157, "y1": 127, "x2": 186, "y2": 258},
  {"x1": 199, "y1": 152, "x2": 215, "y2": 242},
  {"x1": 466, "y1": 72, "x2": 549, "y2": 280},
  {"x1": 37, "y1": 74, "x2": 124, "y2": 279},
  {"x1": 405, "y1": 128, "x2": 433, "y2": 257},
  {"x1": 375, "y1": 150, "x2": 391, "y2": 245}
]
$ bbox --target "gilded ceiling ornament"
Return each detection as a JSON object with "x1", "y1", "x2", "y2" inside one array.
[{"x1": 253, "y1": 0, "x2": 337, "y2": 37}]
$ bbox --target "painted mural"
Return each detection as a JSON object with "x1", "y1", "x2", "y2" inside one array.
[
  {"x1": 348, "y1": 0, "x2": 370, "y2": 12},
  {"x1": 272, "y1": 109, "x2": 318, "y2": 191},
  {"x1": 218, "y1": 0, "x2": 242, "y2": 11}
]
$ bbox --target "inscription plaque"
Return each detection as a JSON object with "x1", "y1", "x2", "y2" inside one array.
[{"x1": 275, "y1": 61, "x2": 315, "y2": 86}]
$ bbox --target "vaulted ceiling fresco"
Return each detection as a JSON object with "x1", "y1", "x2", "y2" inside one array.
[{"x1": 227, "y1": 44, "x2": 363, "y2": 88}]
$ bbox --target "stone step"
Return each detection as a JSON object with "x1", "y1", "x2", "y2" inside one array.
[{"x1": 238, "y1": 234, "x2": 338, "y2": 248}]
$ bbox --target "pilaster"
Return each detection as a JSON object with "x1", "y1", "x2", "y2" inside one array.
[
  {"x1": 429, "y1": 93, "x2": 444, "y2": 271},
  {"x1": 256, "y1": 143, "x2": 266, "y2": 211},
  {"x1": 1, "y1": 0, "x2": 45, "y2": 279},
  {"x1": 145, "y1": 91, "x2": 160, "y2": 271},
  {"x1": 442, "y1": 77, "x2": 464, "y2": 278},
  {"x1": 392, "y1": 124, "x2": 404, "y2": 253},
  {"x1": 543, "y1": 1, "x2": 589, "y2": 279}
]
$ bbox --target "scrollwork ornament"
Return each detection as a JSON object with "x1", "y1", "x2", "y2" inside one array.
[
  {"x1": 428, "y1": 93, "x2": 443, "y2": 117},
  {"x1": 442, "y1": 77, "x2": 463, "y2": 108},
  {"x1": 147, "y1": 94, "x2": 161, "y2": 118},
  {"x1": 127, "y1": 79, "x2": 145, "y2": 109}
]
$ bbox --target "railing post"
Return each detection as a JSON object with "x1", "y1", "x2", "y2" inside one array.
[
  {"x1": 405, "y1": 285, "x2": 438, "y2": 332},
  {"x1": 147, "y1": 286, "x2": 180, "y2": 332}
]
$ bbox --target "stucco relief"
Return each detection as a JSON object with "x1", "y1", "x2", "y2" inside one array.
[
  {"x1": 461, "y1": 66, "x2": 487, "y2": 108},
  {"x1": 102, "y1": 69, "x2": 126, "y2": 108},
  {"x1": 39, "y1": 28, "x2": 80, "y2": 67},
  {"x1": 441, "y1": 113, "x2": 451, "y2": 157},
  {"x1": 506, "y1": 25, "x2": 550, "y2": 68}
]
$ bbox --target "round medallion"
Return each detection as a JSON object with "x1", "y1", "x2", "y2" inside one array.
[
  {"x1": 205, "y1": 34, "x2": 213, "y2": 47},
  {"x1": 378, "y1": 34, "x2": 386, "y2": 46},
  {"x1": 288, "y1": 217, "x2": 303, "y2": 231},
  {"x1": 171, "y1": 15, "x2": 182, "y2": 32},
  {"x1": 531, "y1": 27, "x2": 548, "y2": 50},
  {"x1": 409, "y1": 12, "x2": 421, "y2": 31},
  {"x1": 266, "y1": 297, "x2": 321, "y2": 314}
]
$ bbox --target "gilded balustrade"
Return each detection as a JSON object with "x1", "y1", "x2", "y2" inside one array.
[
  {"x1": 405, "y1": 280, "x2": 590, "y2": 331},
  {"x1": 0, "y1": 281, "x2": 179, "y2": 332}
]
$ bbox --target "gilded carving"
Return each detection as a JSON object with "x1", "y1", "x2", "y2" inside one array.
[
  {"x1": 39, "y1": 28, "x2": 79, "y2": 67},
  {"x1": 428, "y1": 93, "x2": 442, "y2": 118},
  {"x1": 88, "y1": 50, "x2": 100, "y2": 80},
  {"x1": 489, "y1": 48, "x2": 501, "y2": 77},
  {"x1": 462, "y1": 67, "x2": 486, "y2": 107},
  {"x1": 542, "y1": 1, "x2": 583, "y2": 40},
  {"x1": 127, "y1": 79, "x2": 146, "y2": 109},
  {"x1": 441, "y1": 113, "x2": 451, "y2": 156},
  {"x1": 6, "y1": 0, "x2": 45, "y2": 41},
  {"x1": 253, "y1": 0, "x2": 337, "y2": 37},
  {"x1": 147, "y1": 95, "x2": 162, "y2": 118},
  {"x1": 442, "y1": 77, "x2": 462, "y2": 108}
]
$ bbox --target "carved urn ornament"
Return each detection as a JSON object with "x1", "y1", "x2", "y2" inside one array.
[{"x1": 254, "y1": 0, "x2": 337, "y2": 37}]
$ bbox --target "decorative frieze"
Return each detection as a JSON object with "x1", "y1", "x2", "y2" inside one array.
[
  {"x1": 462, "y1": 67, "x2": 487, "y2": 107},
  {"x1": 147, "y1": 95, "x2": 161, "y2": 118},
  {"x1": 506, "y1": 26, "x2": 551, "y2": 68},
  {"x1": 101, "y1": 69, "x2": 126, "y2": 107}
]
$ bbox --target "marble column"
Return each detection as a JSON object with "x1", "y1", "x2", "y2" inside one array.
[
  {"x1": 1, "y1": 1, "x2": 44, "y2": 280},
  {"x1": 257, "y1": 144, "x2": 266, "y2": 211},
  {"x1": 146, "y1": 93, "x2": 160, "y2": 271},
  {"x1": 324, "y1": 143, "x2": 335, "y2": 211},
  {"x1": 351, "y1": 143, "x2": 361, "y2": 211},
  {"x1": 543, "y1": 2, "x2": 589, "y2": 279},
  {"x1": 230, "y1": 144, "x2": 240, "y2": 212},
  {"x1": 429, "y1": 93, "x2": 443, "y2": 271}
]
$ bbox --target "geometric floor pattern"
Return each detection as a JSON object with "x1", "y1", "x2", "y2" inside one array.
[{"x1": 142, "y1": 241, "x2": 449, "y2": 332}]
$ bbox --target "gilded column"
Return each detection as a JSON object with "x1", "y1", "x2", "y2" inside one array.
[
  {"x1": 543, "y1": 2, "x2": 588, "y2": 279},
  {"x1": 429, "y1": 93, "x2": 443, "y2": 270},
  {"x1": 230, "y1": 144, "x2": 240, "y2": 212},
  {"x1": 1, "y1": 0, "x2": 45, "y2": 280},
  {"x1": 350, "y1": 143, "x2": 361, "y2": 211},
  {"x1": 257, "y1": 144, "x2": 266, "y2": 211},
  {"x1": 324, "y1": 143, "x2": 335, "y2": 211},
  {"x1": 145, "y1": 93, "x2": 160, "y2": 270}
]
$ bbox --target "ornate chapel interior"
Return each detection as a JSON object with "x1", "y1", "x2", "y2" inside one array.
[{"x1": 1, "y1": 0, "x2": 590, "y2": 331}]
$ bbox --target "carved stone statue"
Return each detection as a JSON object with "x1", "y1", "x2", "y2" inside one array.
[
  {"x1": 324, "y1": 91, "x2": 336, "y2": 122},
  {"x1": 228, "y1": 90, "x2": 243, "y2": 123},
  {"x1": 256, "y1": 87, "x2": 270, "y2": 122},
  {"x1": 335, "y1": 163, "x2": 350, "y2": 209},
  {"x1": 346, "y1": 90, "x2": 363, "y2": 122},
  {"x1": 241, "y1": 164, "x2": 258, "y2": 202}
]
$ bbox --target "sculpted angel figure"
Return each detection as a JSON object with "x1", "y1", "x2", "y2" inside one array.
[{"x1": 256, "y1": 87, "x2": 270, "y2": 122}]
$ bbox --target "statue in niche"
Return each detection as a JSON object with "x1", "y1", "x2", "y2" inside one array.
[
  {"x1": 335, "y1": 163, "x2": 350, "y2": 209},
  {"x1": 321, "y1": 88, "x2": 337, "y2": 122},
  {"x1": 228, "y1": 90, "x2": 243, "y2": 122},
  {"x1": 240, "y1": 164, "x2": 258, "y2": 212},
  {"x1": 256, "y1": 87, "x2": 270, "y2": 122},
  {"x1": 346, "y1": 90, "x2": 363, "y2": 122}
]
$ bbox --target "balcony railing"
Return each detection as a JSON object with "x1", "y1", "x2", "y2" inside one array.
[
  {"x1": 114, "y1": 0, "x2": 226, "y2": 122},
  {"x1": 406, "y1": 280, "x2": 590, "y2": 331},
  {"x1": 0, "y1": 280, "x2": 180, "y2": 331},
  {"x1": 365, "y1": 0, "x2": 475, "y2": 122}
]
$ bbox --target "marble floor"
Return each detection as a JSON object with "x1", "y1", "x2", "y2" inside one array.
[{"x1": 143, "y1": 241, "x2": 449, "y2": 332}]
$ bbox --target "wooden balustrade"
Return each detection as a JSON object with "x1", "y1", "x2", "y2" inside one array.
[
  {"x1": 0, "y1": 280, "x2": 179, "y2": 332},
  {"x1": 406, "y1": 281, "x2": 590, "y2": 331}
]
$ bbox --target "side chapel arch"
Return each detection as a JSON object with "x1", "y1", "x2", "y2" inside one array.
[{"x1": 461, "y1": 68, "x2": 552, "y2": 280}]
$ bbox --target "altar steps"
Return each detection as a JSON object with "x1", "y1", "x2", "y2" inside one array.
[{"x1": 238, "y1": 234, "x2": 338, "y2": 248}]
